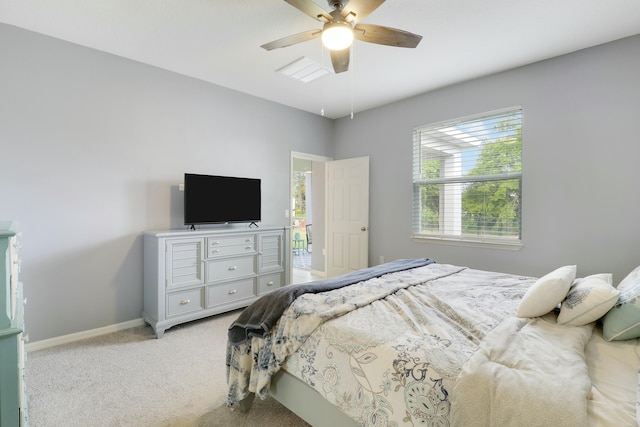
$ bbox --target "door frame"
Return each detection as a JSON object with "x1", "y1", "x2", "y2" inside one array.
[{"x1": 290, "y1": 151, "x2": 333, "y2": 280}]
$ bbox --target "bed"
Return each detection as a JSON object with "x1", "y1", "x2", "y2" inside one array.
[{"x1": 226, "y1": 259, "x2": 640, "y2": 426}]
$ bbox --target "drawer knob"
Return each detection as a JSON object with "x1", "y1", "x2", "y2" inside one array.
[
  {"x1": 228, "y1": 289, "x2": 237, "y2": 295},
  {"x1": 267, "y1": 281, "x2": 274, "y2": 286},
  {"x1": 212, "y1": 240, "x2": 220, "y2": 245},
  {"x1": 228, "y1": 266, "x2": 237, "y2": 271},
  {"x1": 211, "y1": 249, "x2": 220, "y2": 253},
  {"x1": 180, "y1": 299, "x2": 190, "y2": 305},
  {"x1": 245, "y1": 246, "x2": 252, "y2": 250}
]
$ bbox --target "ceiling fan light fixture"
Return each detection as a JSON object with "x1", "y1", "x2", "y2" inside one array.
[{"x1": 322, "y1": 21, "x2": 354, "y2": 50}]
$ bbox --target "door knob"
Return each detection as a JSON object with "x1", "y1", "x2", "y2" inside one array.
[{"x1": 361, "y1": 226, "x2": 367, "y2": 231}]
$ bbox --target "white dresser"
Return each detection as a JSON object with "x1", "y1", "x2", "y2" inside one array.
[
  {"x1": 143, "y1": 226, "x2": 290, "y2": 338},
  {"x1": 0, "y1": 221, "x2": 27, "y2": 426}
]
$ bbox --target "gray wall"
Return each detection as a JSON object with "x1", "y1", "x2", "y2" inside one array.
[
  {"x1": 333, "y1": 34, "x2": 640, "y2": 283},
  {"x1": 3, "y1": 21, "x2": 639, "y2": 342},
  {"x1": 0, "y1": 24, "x2": 334, "y2": 341}
]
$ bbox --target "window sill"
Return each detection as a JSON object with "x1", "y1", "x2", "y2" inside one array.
[{"x1": 411, "y1": 235, "x2": 523, "y2": 251}]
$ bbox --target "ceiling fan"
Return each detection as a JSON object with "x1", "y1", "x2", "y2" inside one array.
[{"x1": 261, "y1": 0, "x2": 422, "y2": 74}]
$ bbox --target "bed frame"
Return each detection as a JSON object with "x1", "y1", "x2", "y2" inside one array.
[{"x1": 270, "y1": 370, "x2": 357, "y2": 426}]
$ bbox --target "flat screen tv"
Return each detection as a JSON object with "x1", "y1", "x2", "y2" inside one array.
[{"x1": 184, "y1": 173, "x2": 261, "y2": 226}]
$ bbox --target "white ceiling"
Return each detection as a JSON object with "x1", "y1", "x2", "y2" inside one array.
[{"x1": 2, "y1": 0, "x2": 640, "y2": 119}]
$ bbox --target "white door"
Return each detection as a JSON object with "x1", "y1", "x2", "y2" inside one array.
[{"x1": 326, "y1": 156, "x2": 369, "y2": 277}]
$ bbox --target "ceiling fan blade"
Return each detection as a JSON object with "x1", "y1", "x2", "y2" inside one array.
[
  {"x1": 354, "y1": 23, "x2": 422, "y2": 48},
  {"x1": 260, "y1": 29, "x2": 322, "y2": 51},
  {"x1": 341, "y1": 0, "x2": 386, "y2": 23},
  {"x1": 285, "y1": 0, "x2": 332, "y2": 22},
  {"x1": 330, "y1": 48, "x2": 350, "y2": 74}
]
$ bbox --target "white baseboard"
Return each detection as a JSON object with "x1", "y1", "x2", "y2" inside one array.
[
  {"x1": 310, "y1": 269, "x2": 326, "y2": 278},
  {"x1": 25, "y1": 318, "x2": 146, "y2": 352}
]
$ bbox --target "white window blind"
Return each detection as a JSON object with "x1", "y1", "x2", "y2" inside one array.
[{"x1": 412, "y1": 107, "x2": 522, "y2": 244}]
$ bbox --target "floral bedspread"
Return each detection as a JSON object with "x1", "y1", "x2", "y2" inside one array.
[{"x1": 227, "y1": 263, "x2": 534, "y2": 426}]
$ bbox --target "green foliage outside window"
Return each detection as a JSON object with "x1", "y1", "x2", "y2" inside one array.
[
  {"x1": 420, "y1": 160, "x2": 440, "y2": 233},
  {"x1": 414, "y1": 109, "x2": 522, "y2": 241},
  {"x1": 461, "y1": 119, "x2": 521, "y2": 238}
]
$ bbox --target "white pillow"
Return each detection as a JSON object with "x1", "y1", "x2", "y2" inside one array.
[
  {"x1": 557, "y1": 274, "x2": 619, "y2": 326},
  {"x1": 602, "y1": 265, "x2": 640, "y2": 341},
  {"x1": 516, "y1": 265, "x2": 576, "y2": 318}
]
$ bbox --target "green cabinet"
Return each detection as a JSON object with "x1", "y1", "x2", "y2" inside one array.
[{"x1": 0, "y1": 221, "x2": 27, "y2": 426}]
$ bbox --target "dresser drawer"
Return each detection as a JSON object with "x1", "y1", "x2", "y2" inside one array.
[
  {"x1": 167, "y1": 288, "x2": 204, "y2": 317},
  {"x1": 207, "y1": 278, "x2": 255, "y2": 308},
  {"x1": 207, "y1": 235, "x2": 255, "y2": 258},
  {"x1": 258, "y1": 233, "x2": 284, "y2": 273},
  {"x1": 166, "y1": 238, "x2": 204, "y2": 289},
  {"x1": 258, "y1": 273, "x2": 284, "y2": 296},
  {"x1": 206, "y1": 256, "x2": 255, "y2": 282}
]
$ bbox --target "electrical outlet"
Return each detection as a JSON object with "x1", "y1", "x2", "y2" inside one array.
[
  {"x1": 285, "y1": 209, "x2": 290, "y2": 218},
  {"x1": 379, "y1": 256, "x2": 385, "y2": 264}
]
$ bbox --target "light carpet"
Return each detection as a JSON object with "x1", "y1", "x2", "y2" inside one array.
[{"x1": 26, "y1": 310, "x2": 310, "y2": 426}]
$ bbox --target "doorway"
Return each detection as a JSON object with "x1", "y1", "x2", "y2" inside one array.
[{"x1": 290, "y1": 152, "x2": 331, "y2": 284}]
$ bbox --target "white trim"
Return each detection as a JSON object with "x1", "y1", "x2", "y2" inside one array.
[
  {"x1": 25, "y1": 318, "x2": 146, "y2": 352},
  {"x1": 290, "y1": 151, "x2": 332, "y2": 279},
  {"x1": 412, "y1": 235, "x2": 523, "y2": 251},
  {"x1": 310, "y1": 268, "x2": 326, "y2": 278},
  {"x1": 290, "y1": 151, "x2": 333, "y2": 163}
]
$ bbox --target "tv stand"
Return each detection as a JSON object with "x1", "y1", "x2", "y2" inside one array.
[{"x1": 143, "y1": 226, "x2": 290, "y2": 338}]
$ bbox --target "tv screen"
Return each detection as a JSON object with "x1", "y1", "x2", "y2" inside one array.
[{"x1": 184, "y1": 173, "x2": 261, "y2": 225}]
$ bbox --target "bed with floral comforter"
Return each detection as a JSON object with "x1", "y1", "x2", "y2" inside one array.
[{"x1": 226, "y1": 261, "x2": 640, "y2": 426}]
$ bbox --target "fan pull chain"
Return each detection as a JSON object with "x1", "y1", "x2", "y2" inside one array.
[
  {"x1": 350, "y1": 44, "x2": 354, "y2": 119},
  {"x1": 321, "y1": 44, "x2": 326, "y2": 116},
  {"x1": 321, "y1": 68, "x2": 325, "y2": 116}
]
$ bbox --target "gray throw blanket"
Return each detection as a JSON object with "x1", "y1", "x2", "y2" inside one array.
[{"x1": 227, "y1": 258, "x2": 435, "y2": 345}]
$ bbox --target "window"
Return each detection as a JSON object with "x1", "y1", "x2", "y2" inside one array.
[{"x1": 412, "y1": 107, "x2": 522, "y2": 245}]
